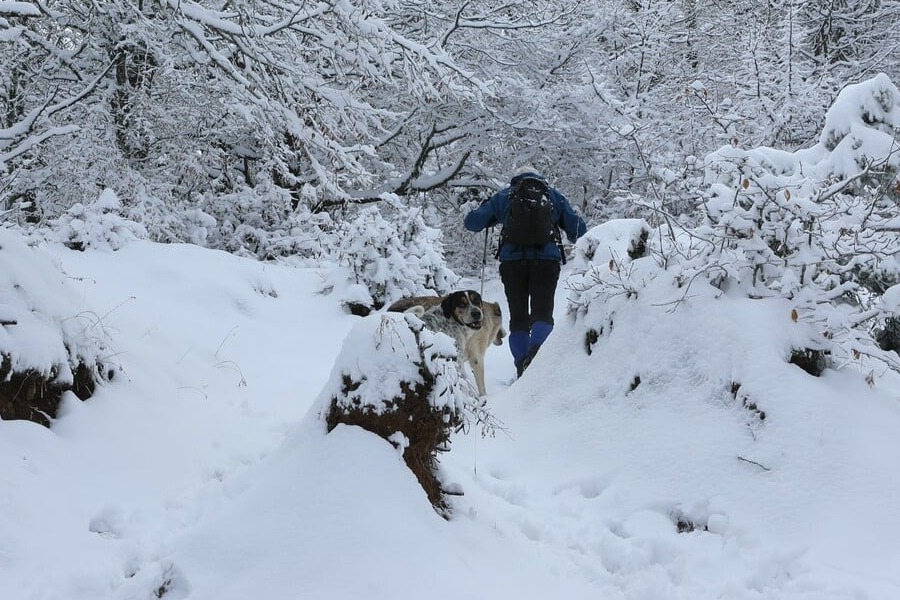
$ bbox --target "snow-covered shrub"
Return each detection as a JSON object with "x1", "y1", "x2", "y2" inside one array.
[
  {"x1": 326, "y1": 204, "x2": 459, "y2": 315},
  {"x1": 569, "y1": 74, "x2": 900, "y2": 377},
  {"x1": 194, "y1": 186, "x2": 336, "y2": 261},
  {"x1": 0, "y1": 228, "x2": 112, "y2": 426},
  {"x1": 698, "y1": 74, "x2": 900, "y2": 370},
  {"x1": 572, "y1": 218, "x2": 650, "y2": 270},
  {"x1": 567, "y1": 219, "x2": 656, "y2": 353},
  {"x1": 320, "y1": 312, "x2": 470, "y2": 514},
  {"x1": 44, "y1": 189, "x2": 147, "y2": 251}
]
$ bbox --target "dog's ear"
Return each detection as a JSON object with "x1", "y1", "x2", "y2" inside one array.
[{"x1": 440, "y1": 293, "x2": 458, "y2": 318}]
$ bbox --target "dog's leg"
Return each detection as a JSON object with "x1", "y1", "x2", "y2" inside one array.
[
  {"x1": 468, "y1": 352, "x2": 487, "y2": 396},
  {"x1": 492, "y1": 323, "x2": 505, "y2": 346}
]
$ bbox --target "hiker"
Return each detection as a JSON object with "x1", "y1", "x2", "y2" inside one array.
[{"x1": 464, "y1": 168, "x2": 587, "y2": 377}]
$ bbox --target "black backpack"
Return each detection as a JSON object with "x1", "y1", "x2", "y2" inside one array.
[{"x1": 503, "y1": 177, "x2": 556, "y2": 246}]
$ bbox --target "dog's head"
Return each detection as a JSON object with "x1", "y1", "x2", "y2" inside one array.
[{"x1": 441, "y1": 290, "x2": 483, "y2": 330}]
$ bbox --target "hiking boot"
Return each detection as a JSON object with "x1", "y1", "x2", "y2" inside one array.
[
  {"x1": 524, "y1": 346, "x2": 540, "y2": 366},
  {"x1": 515, "y1": 348, "x2": 539, "y2": 378},
  {"x1": 515, "y1": 359, "x2": 526, "y2": 378}
]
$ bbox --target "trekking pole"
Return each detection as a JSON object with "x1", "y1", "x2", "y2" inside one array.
[
  {"x1": 473, "y1": 425, "x2": 478, "y2": 478},
  {"x1": 479, "y1": 229, "x2": 489, "y2": 296}
]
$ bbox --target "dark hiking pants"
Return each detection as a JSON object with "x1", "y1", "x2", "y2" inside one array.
[{"x1": 499, "y1": 258, "x2": 561, "y2": 334}]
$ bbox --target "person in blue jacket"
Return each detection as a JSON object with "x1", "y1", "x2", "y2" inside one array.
[{"x1": 464, "y1": 168, "x2": 587, "y2": 377}]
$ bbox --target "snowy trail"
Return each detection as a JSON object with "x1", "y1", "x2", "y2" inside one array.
[
  {"x1": 446, "y1": 268, "x2": 900, "y2": 600},
  {"x1": 3, "y1": 241, "x2": 899, "y2": 600}
]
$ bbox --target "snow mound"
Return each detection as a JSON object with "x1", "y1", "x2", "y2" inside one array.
[{"x1": 0, "y1": 228, "x2": 110, "y2": 424}]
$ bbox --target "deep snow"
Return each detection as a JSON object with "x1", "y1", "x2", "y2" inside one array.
[{"x1": 2, "y1": 236, "x2": 900, "y2": 600}]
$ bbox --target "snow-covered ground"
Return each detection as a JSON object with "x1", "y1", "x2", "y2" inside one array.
[{"x1": 2, "y1": 236, "x2": 900, "y2": 600}]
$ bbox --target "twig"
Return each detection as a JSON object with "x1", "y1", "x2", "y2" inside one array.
[
  {"x1": 737, "y1": 455, "x2": 771, "y2": 471},
  {"x1": 214, "y1": 360, "x2": 248, "y2": 387},
  {"x1": 215, "y1": 326, "x2": 239, "y2": 357}
]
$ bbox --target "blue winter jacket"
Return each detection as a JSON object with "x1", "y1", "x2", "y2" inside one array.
[{"x1": 464, "y1": 172, "x2": 588, "y2": 262}]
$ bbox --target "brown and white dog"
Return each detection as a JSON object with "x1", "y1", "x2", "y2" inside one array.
[{"x1": 387, "y1": 291, "x2": 506, "y2": 396}]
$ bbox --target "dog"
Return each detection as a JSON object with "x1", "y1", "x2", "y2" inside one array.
[{"x1": 387, "y1": 291, "x2": 506, "y2": 396}]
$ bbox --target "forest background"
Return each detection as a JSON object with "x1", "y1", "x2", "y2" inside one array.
[{"x1": 4, "y1": 0, "x2": 897, "y2": 277}]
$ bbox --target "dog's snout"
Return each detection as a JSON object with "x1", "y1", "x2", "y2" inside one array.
[{"x1": 471, "y1": 307, "x2": 483, "y2": 321}]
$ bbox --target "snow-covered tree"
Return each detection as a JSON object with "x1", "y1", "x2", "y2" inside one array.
[
  {"x1": 569, "y1": 74, "x2": 900, "y2": 378},
  {"x1": 6, "y1": 0, "x2": 900, "y2": 270},
  {"x1": 1, "y1": 1, "x2": 490, "y2": 251},
  {"x1": 323, "y1": 203, "x2": 459, "y2": 315}
]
